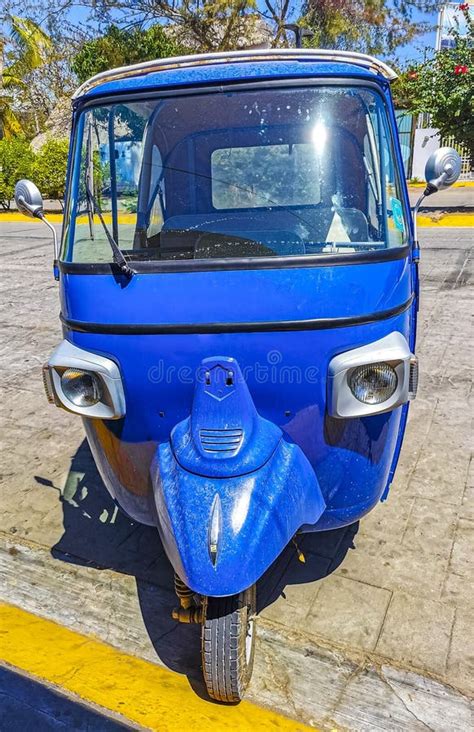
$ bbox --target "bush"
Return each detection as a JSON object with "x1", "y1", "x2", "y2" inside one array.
[
  {"x1": 72, "y1": 24, "x2": 185, "y2": 84},
  {"x1": 32, "y1": 139, "x2": 69, "y2": 205},
  {"x1": 0, "y1": 138, "x2": 35, "y2": 210},
  {"x1": 0, "y1": 137, "x2": 69, "y2": 210},
  {"x1": 394, "y1": 6, "x2": 474, "y2": 164}
]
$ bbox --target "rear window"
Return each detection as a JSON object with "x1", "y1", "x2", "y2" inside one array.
[{"x1": 211, "y1": 143, "x2": 322, "y2": 209}]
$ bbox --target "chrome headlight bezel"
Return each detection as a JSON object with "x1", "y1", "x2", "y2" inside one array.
[
  {"x1": 43, "y1": 340, "x2": 126, "y2": 419},
  {"x1": 327, "y1": 332, "x2": 417, "y2": 419}
]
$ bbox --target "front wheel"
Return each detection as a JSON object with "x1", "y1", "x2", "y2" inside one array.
[{"x1": 202, "y1": 584, "x2": 256, "y2": 702}]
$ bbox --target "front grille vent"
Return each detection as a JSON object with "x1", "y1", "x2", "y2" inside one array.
[
  {"x1": 42, "y1": 365, "x2": 55, "y2": 404},
  {"x1": 199, "y1": 428, "x2": 243, "y2": 454},
  {"x1": 409, "y1": 357, "x2": 419, "y2": 399}
]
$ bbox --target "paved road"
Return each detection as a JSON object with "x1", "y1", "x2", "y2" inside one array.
[
  {"x1": 1, "y1": 222, "x2": 472, "y2": 729},
  {"x1": 0, "y1": 667, "x2": 129, "y2": 731},
  {"x1": 408, "y1": 185, "x2": 473, "y2": 210}
]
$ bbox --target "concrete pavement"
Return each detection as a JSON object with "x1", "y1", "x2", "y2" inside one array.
[
  {"x1": 408, "y1": 184, "x2": 474, "y2": 212},
  {"x1": 0, "y1": 222, "x2": 472, "y2": 729}
]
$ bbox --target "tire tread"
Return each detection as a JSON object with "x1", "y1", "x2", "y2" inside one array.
[{"x1": 201, "y1": 586, "x2": 256, "y2": 703}]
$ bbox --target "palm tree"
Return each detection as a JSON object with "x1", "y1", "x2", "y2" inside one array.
[
  {"x1": 0, "y1": 16, "x2": 52, "y2": 139},
  {"x1": 0, "y1": 33, "x2": 22, "y2": 138}
]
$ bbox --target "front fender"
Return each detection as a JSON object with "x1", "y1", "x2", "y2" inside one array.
[{"x1": 151, "y1": 438, "x2": 325, "y2": 596}]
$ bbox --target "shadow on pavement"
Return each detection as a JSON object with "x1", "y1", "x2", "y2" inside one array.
[
  {"x1": 41, "y1": 439, "x2": 358, "y2": 695},
  {"x1": 0, "y1": 666, "x2": 130, "y2": 731}
]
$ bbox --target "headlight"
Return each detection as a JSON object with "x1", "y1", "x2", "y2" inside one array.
[
  {"x1": 349, "y1": 362, "x2": 398, "y2": 405},
  {"x1": 61, "y1": 368, "x2": 102, "y2": 407},
  {"x1": 45, "y1": 340, "x2": 125, "y2": 419},
  {"x1": 328, "y1": 333, "x2": 416, "y2": 418}
]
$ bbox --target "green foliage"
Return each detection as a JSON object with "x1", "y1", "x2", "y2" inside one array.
[
  {"x1": 394, "y1": 7, "x2": 474, "y2": 160},
  {"x1": 300, "y1": 0, "x2": 438, "y2": 56},
  {"x1": 0, "y1": 15, "x2": 52, "y2": 139},
  {"x1": 0, "y1": 136, "x2": 68, "y2": 208},
  {"x1": 70, "y1": 1, "x2": 262, "y2": 54},
  {"x1": 0, "y1": 95, "x2": 23, "y2": 140},
  {"x1": 7, "y1": 15, "x2": 52, "y2": 75},
  {"x1": 32, "y1": 139, "x2": 69, "y2": 204},
  {"x1": 93, "y1": 151, "x2": 109, "y2": 206},
  {"x1": 71, "y1": 24, "x2": 186, "y2": 84},
  {"x1": 0, "y1": 137, "x2": 35, "y2": 210}
]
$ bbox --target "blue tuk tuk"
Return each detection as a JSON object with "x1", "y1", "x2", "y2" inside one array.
[{"x1": 15, "y1": 49, "x2": 461, "y2": 702}]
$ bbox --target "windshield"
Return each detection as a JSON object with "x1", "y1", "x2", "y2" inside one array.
[{"x1": 62, "y1": 85, "x2": 408, "y2": 265}]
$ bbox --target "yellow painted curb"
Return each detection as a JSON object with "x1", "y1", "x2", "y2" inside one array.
[
  {"x1": 0, "y1": 212, "x2": 64, "y2": 223},
  {"x1": 0, "y1": 213, "x2": 135, "y2": 225},
  {"x1": 0, "y1": 603, "x2": 313, "y2": 732},
  {"x1": 1, "y1": 212, "x2": 472, "y2": 227},
  {"x1": 417, "y1": 213, "x2": 474, "y2": 227},
  {"x1": 409, "y1": 181, "x2": 474, "y2": 188}
]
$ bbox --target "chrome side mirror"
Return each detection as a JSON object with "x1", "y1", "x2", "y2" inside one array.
[
  {"x1": 14, "y1": 179, "x2": 59, "y2": 273},
  {"x1": 412, "y1": 147, "x2": 462, "y2": 258},
  {"x1": 14, "y1": 179, "x2": 44, "y2": 218},
  {"x1": 424, "y1": 147, "x2": 462, "y2": 195}
]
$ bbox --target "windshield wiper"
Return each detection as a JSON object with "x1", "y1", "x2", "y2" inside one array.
[{"x1": 85, "y1": 182, "x2": 135, "y2": 278}]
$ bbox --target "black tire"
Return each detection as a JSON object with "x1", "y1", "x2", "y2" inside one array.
[{"x1": 202, "y1": 584, "x2": 256, "y2": 703}]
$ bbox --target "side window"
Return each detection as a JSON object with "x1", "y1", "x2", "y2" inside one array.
[
  {"x1": 363, "y1": 118, "x2": 382, "y2": 238},
  {"x1": 146, "y1": 145, "x2": 165, "y2": 239},
  {"x1": 69, "y1": 104, "x2": 146, "y2": 262},
  {"x1": 379, "y1": 115, "x2": 408, "y2": 247}
]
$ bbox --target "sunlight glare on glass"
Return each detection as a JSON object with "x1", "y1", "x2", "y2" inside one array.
[{"x1": 312, "y1": 120, "x2": 328, "y2": 155}]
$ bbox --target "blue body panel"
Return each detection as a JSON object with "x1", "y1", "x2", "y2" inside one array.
[
  {"x1": 153, "y1": 437, "x2": 325, "y2": 596},
  {"x1": 151, "y1": 355, "x2": 325, "y2": 595},
  {"x1": 170, "y1": 355, "x2": 283, "y2": 478},
  {"x1": 81, "y1": 60, "x2": 387, "y2": 101},
  {"x1": 61, "y1": 258, "x2": 411, "y2": 325},
  {"x1": 63, "y1": 255, "x2": 412, "y2": 546},
  {"x1": 72, "y1": 307, "x2": 410, "y2": 522}
]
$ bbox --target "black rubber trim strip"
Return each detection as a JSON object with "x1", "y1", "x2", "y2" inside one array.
[
  {"x1": 59, "y1": 245, "x2": 409, "y2": 275},
  {"x1": 60, "y1": 294, "x2": 414, "y2": 335},
  {"x1": 76, "y1": 76, "x2": 387, "y2": 109}
]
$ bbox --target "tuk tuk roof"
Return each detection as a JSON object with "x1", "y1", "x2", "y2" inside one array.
[{"x1": 73, "y1": 49, "x2": 397, "y2": 102}]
